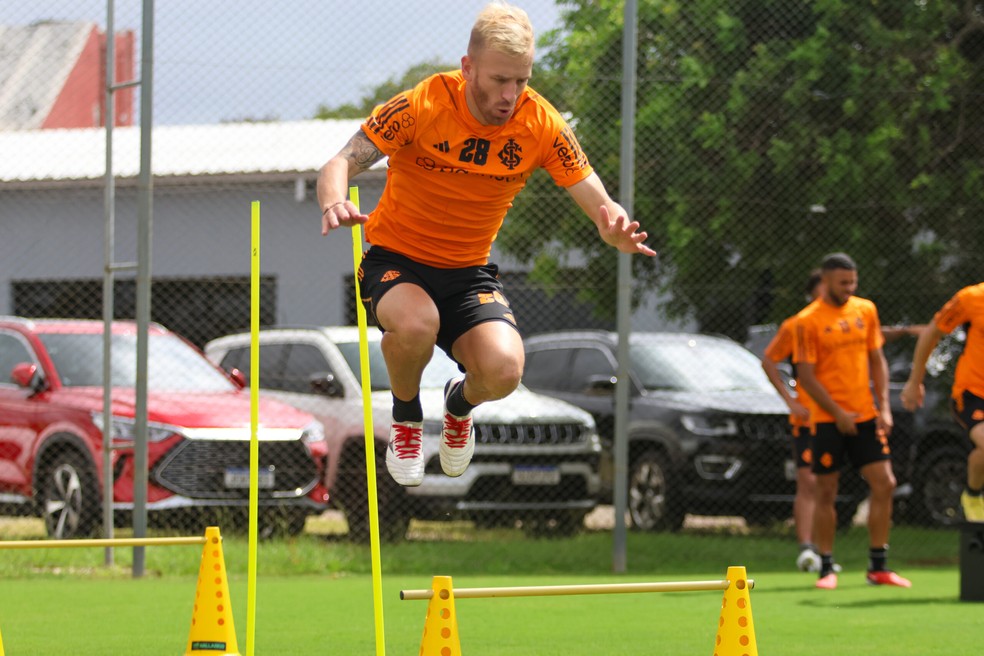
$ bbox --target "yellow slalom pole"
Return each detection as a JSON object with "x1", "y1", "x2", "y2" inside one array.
[
  {"x1": 350, "y1": 185, "x2": 386, "y2": 655},
  {"x1": 246, "y1": 200, "x2": 261, "y2": 656}
]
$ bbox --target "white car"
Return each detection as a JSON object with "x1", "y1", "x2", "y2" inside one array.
[{"x1": 204, "y1": 326, "x2": 602, "y2": 540}]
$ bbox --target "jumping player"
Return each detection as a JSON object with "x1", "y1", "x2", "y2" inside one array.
[
  {"x1": 761, "y1": 270, "x2": 823, "y2": 572},
  {"x1": 793, "y1": 253, "x2": 911, "y2": 589},
  {"x1": 316, "y1": 2, "x2": 656, "y2": 486},
  {"x1": 901, "y1": 283, "x2": 984, "y2": 522}
]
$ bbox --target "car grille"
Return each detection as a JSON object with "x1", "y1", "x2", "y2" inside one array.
[
  {"x1": 738, "y1": 416, "x2": 789, "y2": 441},
  {"x1": 474, "y1": 423, "x2": 587, "y2": 446},
  {"x1": 153, "y1": 439, "x2": 318, "y2": 499}
]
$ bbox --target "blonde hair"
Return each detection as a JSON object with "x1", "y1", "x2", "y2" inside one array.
[{"x1": 468, "y1": 2, "x2": 534, "y2": 58}]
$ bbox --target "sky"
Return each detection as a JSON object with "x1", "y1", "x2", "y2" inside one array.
[{"x1": 8, "y1": 0, "x2": 563, "y2": 126}]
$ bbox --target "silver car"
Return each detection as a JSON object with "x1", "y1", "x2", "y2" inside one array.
[{"x1": 205, "y1": 326, "x2": 602, "y2": 540}]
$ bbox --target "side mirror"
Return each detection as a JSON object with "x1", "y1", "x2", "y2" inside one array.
[
  {"x1": 584, "y1": 374, "x2": 617, "y2": 395},
  {"x1": 10, "y1": 362, "x2": 43, "y2": 394},
  {"x1": 310, "y1": 372, "x2": 345, "y2": 398},
  {"x1": 228, "y1": 368, "x2": 247, "y2": 388}
]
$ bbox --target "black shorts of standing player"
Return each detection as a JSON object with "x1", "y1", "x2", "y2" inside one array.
[
  {"x1": 810, "y1": 419, "x2": 891, "y2": 475},
  {"x1": 790, "y1": 425, "x2": 813, "y2": 469},
  {"x1": 951, "y1": 390, "x2": 984, "y2": 435},
  {"x1": 358, "y1": 246, "x2": 519, "y2": 368}
]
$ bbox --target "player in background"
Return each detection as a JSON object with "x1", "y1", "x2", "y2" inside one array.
[
  {"x1": 316, "y1": 2, "x2": 656, "y2": 486},
  {"x1": 901, "y1": 283, "x2": 984, "y2": 522},
  {"x1": 794, "y1": 253, "x2": 911, "y2": 589},
  {"x1": 761, "y1": 270, "x2": 824, "y2": 572}
]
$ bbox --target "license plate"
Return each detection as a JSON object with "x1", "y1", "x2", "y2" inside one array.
[
  {"x1": 784, "y1": 459, "x2": 797, "y2": 482},
  {"x1": 511, "y1": 465, "x2": 561, "y2": 486},
  {"x1": 224, "y1": 467, "x2": 275, "y2": 489}
]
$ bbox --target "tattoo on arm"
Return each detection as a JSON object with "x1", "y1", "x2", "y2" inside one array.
[{"x1": 340, "y1": 130, "x2": 385, "y2": 172}]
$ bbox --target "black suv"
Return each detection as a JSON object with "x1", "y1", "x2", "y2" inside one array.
[{"x1": 523, "y1": 331, "x2": 865, "y2": 530}]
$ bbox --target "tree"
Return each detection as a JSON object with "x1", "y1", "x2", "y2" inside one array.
[
  {"x1": 314, "y1": 60, "x2": 455, "y2": 119},
  {"x1": 498, "y1": 0, "x2": 984, "y2": 339}
]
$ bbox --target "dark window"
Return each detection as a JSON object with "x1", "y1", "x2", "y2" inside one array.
[
  {"x1": 523, "y1": 348, "x2": 573, "y2": 392},
  {"x1": 255, "y1": 343, "x2": 290, "y2": 391},
  {"x1": 0, "y1": 332, "x2": 34, "y2": 385},
  {"x1": 281, "y1": 343, "x2": 333, "y2": 393},
  {"x1": 568, "y1": 347, "x2": 616, "y2": 393},
  {"x1": 219, "y1": 348, "x2": 248, "y2": 378}
]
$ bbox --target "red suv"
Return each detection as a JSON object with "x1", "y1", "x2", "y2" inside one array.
[{"x1": 0, "y1": 317, "x2": 329, "y2": 539}]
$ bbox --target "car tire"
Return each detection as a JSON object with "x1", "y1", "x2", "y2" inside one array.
[
  {"x1": 907, "y1": 445, "x2": 967, "y2": 527},
  {"x1": 628, "y1": 450, "x2": 684, "y2": 532},
  {"x1": 38, "y1": 449, "x2": 100, "y2": 539}
]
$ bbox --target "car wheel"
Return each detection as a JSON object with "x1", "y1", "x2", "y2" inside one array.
[
  {"x1": 39, "y1": 450, "x2": 100, "y2": 539},
  {"x1": 909, "y1": 446, "x2": 967, "y2": 526},
  {"x1": 628, "y1": 450, "x2": 683, "y2": 531}
]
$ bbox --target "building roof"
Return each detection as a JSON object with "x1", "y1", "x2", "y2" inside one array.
[
  {"x1": 0, "y1": 21, "x2": 95, "y2": 131},
  {"x1": 0, "y1": 118, "x2": 380, "y2": 185}
]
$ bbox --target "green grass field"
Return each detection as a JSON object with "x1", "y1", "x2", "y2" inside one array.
[
  {"x1": 0, "y1": 569, "x2": 977, "y2": 654},
  {"x1": 0, "y1": 521, "x2": 979, "y2": 654}
]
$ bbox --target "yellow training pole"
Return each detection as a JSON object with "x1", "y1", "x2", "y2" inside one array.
[
  {"x1": 350, "y1": 185, "x2": 386, "y2": 656},
  {"x1": 246, "y1": 200, "x2": 261, "y2": 656}
]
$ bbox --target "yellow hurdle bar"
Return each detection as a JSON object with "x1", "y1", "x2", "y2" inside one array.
[
  {"x1": 400, "y1": 578, "x2": 755, "y2": 601},
  {"x1": 0, "y1": 536, "x2": 206, "y2": 550}
]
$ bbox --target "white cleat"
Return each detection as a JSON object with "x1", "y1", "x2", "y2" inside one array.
[
  {"x1": 385, "y1": 421, "x2": 424, "y2": 487},
  {"x1": 797, "y1": 548, "x2": 821, "y2": 573},
  {"x1": 440, "y1": 378, "x2": 475, "y2": 477}
]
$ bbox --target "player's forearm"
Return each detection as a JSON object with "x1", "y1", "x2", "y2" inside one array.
[
  {"x1": 907, "y1": 325, "x2": 944, "y2": 385},
  {"x1": 798, "y1": 373, "x2": 843, "y2": 420},
  {"x1": 317, "y1": 157, "x2": 354, "y2": 209},
  {"x1": 870, "y1": 351, "x2": 891, "y2": 410},
  {"x1": 761, "y1": 358, "x2": 795, "y2": 405}
]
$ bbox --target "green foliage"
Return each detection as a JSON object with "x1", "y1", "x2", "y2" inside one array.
[
  {"x1": 313, "y1": 59, "x2": 455, "y2": 119},
  {"x1": 499, "y1": 0, "x2": 984, "y2": 337}
]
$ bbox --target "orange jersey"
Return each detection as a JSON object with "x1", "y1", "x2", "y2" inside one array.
[
  {"x1": 763, "y1": 309, "x2": 816, "y2": 427},
  {"x1": 793, "y1": 296, "x2": 884, "y2": 424},
  {"x1": 361, "y1": 70, "x2": 593, "y2": 268},
  {"x1": 933, "y1": 282, "x2": 984, "y2": 401}
]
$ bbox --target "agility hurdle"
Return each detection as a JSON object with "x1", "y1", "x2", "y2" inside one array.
[
  {"x1": 401, "y1": 566, "x2": 758, "y2": 656},
  {"x1": 0, "y1": 526, "x2": 240, "y2": 656}
]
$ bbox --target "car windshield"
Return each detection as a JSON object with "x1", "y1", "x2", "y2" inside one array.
[
  {"x1": 630, "y1": 337, "x2": 773, "y2": 393},
  {"x1": 336, "y1": 340, "x2": 460, "y2": 391},
  {"x1": 39, "y1": 332, "x2": 236, "y2": 392}
]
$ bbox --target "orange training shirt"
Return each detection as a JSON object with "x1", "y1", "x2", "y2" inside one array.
[
  {"x1": 793, "y1": 296, "x2": 884, "y2": 424},
  {"x1": 360, "y1": 70, "x2": 594, "y2": 268},
  {"x1": 763, "y1": 309, "x2": 816, "y2": 428},
  {"x1": 933, "y1": 282, "x2": 984, "y2": 401}
]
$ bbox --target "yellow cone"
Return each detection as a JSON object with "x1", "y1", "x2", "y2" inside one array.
[
  {"x1": 713, "y1": 566, "x2": 758, "y2": 656},
  {"x1": 185, "y1": 527, "x2": 241, "y2": 656},
  {"x1": 418, "y1": 576, "x2": 462, "y2": 656}
]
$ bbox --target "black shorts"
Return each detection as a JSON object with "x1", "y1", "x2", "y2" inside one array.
[
  {"x1": 357, "y1": 246, "x2": 519, "y2": 364},
  {"x1": 952, "y1": 390, "x2": 984, "y2": 435},
  {"x1": 789, "y1": 425, "x2": 813, "y2": 469},
  {"x1": 811, "y1": 419, "x2": 891, "y2": 475}
]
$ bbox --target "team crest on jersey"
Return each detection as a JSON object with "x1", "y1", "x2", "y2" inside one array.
[{"x1": 498, "y1": 138, "x2": 523, "y2": 170}]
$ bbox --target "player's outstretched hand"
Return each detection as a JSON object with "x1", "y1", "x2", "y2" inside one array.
[
  {"x1": 321, "y1": 200, "x2": 369, "y2": 235},
  {"x1": 599, "y1": 205, "x2": 657, "y2": 257},
  {"x1": 899, "y1": 379, "x2": 925, "y2": 411}
]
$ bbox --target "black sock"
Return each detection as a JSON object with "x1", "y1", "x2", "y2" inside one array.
[
  {"x1": 445, "y1": 379, "x2": 476, "y2": 417},
  {"x1": 820, "y1": 553, "x2": 834, "y2": 578},
  {"x1": 869, "y1": 546, "x2": 888, "y2": 572},
  {"x1": 966, "y1": 485, "x2": 982, "y2": 497},
  {"x1": 392, "y1": 393, "x2": 422, "y2": 423}
]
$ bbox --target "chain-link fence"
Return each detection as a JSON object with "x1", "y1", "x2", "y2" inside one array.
[{"x1": 2, "y1": 0, "x2": 982, "y2": 581}]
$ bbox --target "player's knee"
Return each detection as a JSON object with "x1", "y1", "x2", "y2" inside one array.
[{"x1": 472, "y1": 353, "x2": 523, "y2": 400}]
